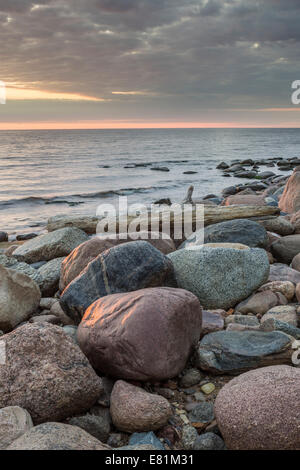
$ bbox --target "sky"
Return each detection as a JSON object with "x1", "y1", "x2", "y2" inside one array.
[{"x1": 0, "y1": 0, "x2": 300, "y2": 129}]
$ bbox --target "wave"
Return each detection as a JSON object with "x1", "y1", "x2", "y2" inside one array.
[{"x1": 0, "y1": 184, "x2": 177, "y2": 209}]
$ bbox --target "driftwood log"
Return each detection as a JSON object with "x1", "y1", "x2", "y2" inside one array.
[{"x1": 98, "y1": 204, "x2": 280, "y2": 243}]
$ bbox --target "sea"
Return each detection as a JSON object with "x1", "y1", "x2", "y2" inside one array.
[{"x1": 0, "y1": 128, "x2": 299, "y2": 235}]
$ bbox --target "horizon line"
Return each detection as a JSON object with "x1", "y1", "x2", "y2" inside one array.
[{"x1": 1, "y1": 121, "x2": 300, "y2": 131}]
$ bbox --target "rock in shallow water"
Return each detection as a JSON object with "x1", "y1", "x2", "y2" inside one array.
[
  {"x1": 168, "y1": 246, "x2": 269, "y2": 310},
  {"x1": 78, "y1": 287, "x2": 202, "y2": 381},
  {"x1": 61, "y1": 241, "x2": 175, "y2": 323},
  {"x1": 196, "y1": 330, "x2": 292, "y2": 374},
  {"x1": 0, "y1": 265, "x2": 41, "y2": 332},
  {"x1": 110, "y1": 380, "x2": 172, "y2": 433},
  {"x1": 13, "y1": 227, "x2": 88, "y2": 263},
  {"x1": 215, "y1": 365, "x2": 300, "y2": 450},
  {"x1": 7, "y1": 422, "x2": 111, "y2": 450},
  {"x1": 0, "y1": 323, "x2": 102, "y2": 424}
]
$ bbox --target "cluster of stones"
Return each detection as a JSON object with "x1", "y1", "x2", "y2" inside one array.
[{"x1": 0, "y1": 164, "x2": 300, "y2": 450}]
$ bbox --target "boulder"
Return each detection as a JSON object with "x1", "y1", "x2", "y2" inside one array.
[
  {"x1": 257, "y1": 217, "x2": 294, "y2": 236},
  {"x1": 60, "y1": 241, "x2": 175, "y2": 323},
  {"x1": 7, "y1": 422, "x2": 111, "y2": 450},
  {"x1": 0, "y1": 266, "x2": 41, "y2": 332},
  {"x1": 181, "y1": 219, "x2": 268, "y2": 249},
  {"x1": 38, "y1": 257, "x2": 64, "y2": 296},
  {"x1": 235, "y1": 290, "x2": 286, "y2": 316},
  {"x1": 168, "y1": 246, "x2": 269, "y2": 310},
  {"x1": 215, "y1": 365, "x2": 300, "y2": 449},
  {"x1": 77, "y1": 287, "x2": 202, "y2": 381},
  {"x1": 279, "y1": 170, "x2": 300, "y2": 213},
  {"x1": 0, "y1": 323, "x2": 102, "y2": 423},
  {"x1": 47, "y1": 215, "x2": 100, "y2": 234},
  {"x1": 261, "y1": 305, "x2": 298, "y2": 327},
  {"x1": 110, "y1": 381, "x2": 172, "y2": 432},
  {"x1": 258, "y1": 280, "x2": 295, "y2": 301},
  {"x1": 196, "y1": 330, "x2": 292, "y2": 375},
  {"x1": 268, "y1": 263, "x2": 300, "y2": 284},
  {"x1": 12, "y1": 228, "x2": 88, "y2": 263},
  {"x1": 271, "y1": 234, "x2": 300, "y2": 264},
  {"x1": 0, "y1": 406, "x2": 33, "y2": 450},
  {"x1": 60, "y1": 234, "x2": 175, "y2": 291},
  {"x1": 0, "y1": 254, "x2": 43, "y2": 286}
]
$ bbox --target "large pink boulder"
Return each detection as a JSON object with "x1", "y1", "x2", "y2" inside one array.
[
  {"x1": 215, "y1": 365, "x2": 300, "y2": 450},
  {"x1": 60, "y1": 234, "x2": 176, "y2": 291},
  {"x1": 77, "y1": 287, "x2": 202, "y2": 381},
  {"x1": 279, "y1": 169, "x2": 300, "y2": 213},
  {"x1": 110, "y1": 380, "x2": 172, "y2": 432}
]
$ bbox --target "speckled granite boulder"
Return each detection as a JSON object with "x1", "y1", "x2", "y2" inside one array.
[
  {"x1": 61, "y1": 241, "x2": 175, "y2": 323},
  {"x1": 77, "y1": 287, "x2": 202, "y2": 381},
  {"x1": 196, "y1": 330, "x2": 292, "y2": 374},
  {"x1": 7, "y1": 422, "x2": 111, "y2": 450},
  {"x1": 13, "y1": 227, "x2": 88, "y2": 263},
  {"x1": 215, "y1": 365, "x2": 300, "y2": 449},
  {"x1": 0, "y1": 323, "x2": 103, "y2": 423},
  {"x1": 181, "y1": 219, "x2": 268, "y2": 249},
  {"x1": 168, "y1": 246, "x2": 269, "y2": 310}
]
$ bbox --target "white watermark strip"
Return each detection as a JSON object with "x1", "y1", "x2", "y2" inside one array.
[{"x1": 0, "y1": 81, "x2": 6, "y2": 104}]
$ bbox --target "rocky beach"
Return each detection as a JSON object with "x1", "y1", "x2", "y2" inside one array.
[{"x1": 1, "y1": 156, "x2": 300, "y2": 451}]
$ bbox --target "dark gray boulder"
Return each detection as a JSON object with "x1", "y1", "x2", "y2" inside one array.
[
  {"x1": 181, "y1": 219, "x2": 268, "y2": 249},
  {"x1": 196, "y1": 330, "x2": 292, "y2": 375},
  {"x1": 60, "y1": 241, "x2": 175, "y2": 323}
]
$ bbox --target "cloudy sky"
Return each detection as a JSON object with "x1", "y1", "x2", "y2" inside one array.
[{"x1": 0, "y1": 0, "x2": 300, "y2": 128}]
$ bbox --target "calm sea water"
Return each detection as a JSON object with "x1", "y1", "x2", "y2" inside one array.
[{"x1": 0, "y1": 128, "x2": 299, "y2": 235}]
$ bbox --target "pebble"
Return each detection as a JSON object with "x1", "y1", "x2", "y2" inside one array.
[{"x1": 201, "y1": 383, "x2": 216, "y2": 395}]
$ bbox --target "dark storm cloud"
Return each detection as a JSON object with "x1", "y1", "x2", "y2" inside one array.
[{"x1": 0, "y1": 0, "x2": 300, "y2": 123}]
